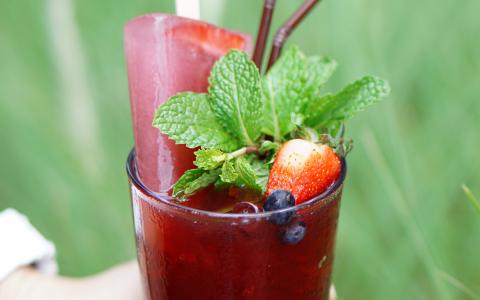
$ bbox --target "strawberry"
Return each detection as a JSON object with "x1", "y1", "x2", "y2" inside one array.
[{"x1": 266, "y1": 139, "x2": 341, "y2": 204}]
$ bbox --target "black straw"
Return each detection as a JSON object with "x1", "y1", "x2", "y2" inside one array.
[
  {"x1": 252, "y1": 0, "x2": 277, "y2": 71},
  {"x1": 267, "y1": 0, "x2": 321, "y2": 70}
]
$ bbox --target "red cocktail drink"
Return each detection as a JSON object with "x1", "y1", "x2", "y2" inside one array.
[
  {"x1": 124, "y1": 7, "x2": 389, "y2": 300},
  {"x1": 127, "y1": 150, "x2": 346, "y2": 300}
]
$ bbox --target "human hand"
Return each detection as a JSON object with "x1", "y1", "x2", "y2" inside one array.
[
  {"x1": 0, "y1": 259, "x2": 337, "y2": 300},
  {"x1": 0, "y1": 260, "x2": 143, "y2": 300}
]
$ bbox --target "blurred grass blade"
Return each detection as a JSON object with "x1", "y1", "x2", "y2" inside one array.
[
  {"x1": 437, "y1": 269, "x2": 480, "y2": 300},
  {"x1": 462, "y1": 184, "x2": 480, "y2": 216},
  {"x1": 47, "y1": 0, "x2": 103, "y2": 179},
  {"x1": 362, "y1": 129, "x2": 451, "y2": 300}
]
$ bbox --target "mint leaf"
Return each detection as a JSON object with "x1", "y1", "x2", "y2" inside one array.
[
  {"x1": 183, "y1": 170, "x2": 220, "y2": 196},
  {"x1": 172, "y1": 169, "x2": 204, "y2": 197},
  {"x1": 214, "y1": 178, "x2": 230, "y2": 190},
  {"x1": 304, "y1": 76, "x2": 391, "y2": 128},
  {"x1": 172, "y1": 168, "x2": 220, "y2": 199},
  {"x1": 262, "y1": 46, "x2": 337, "y2": 140},
  {"x1": 208, "y1": 50, "x2": 263, "y2": 146},
  {"x1": 291, "y1": 112, "x2": 304, "y2": 127},
  {"x1": 262, "y1": 46, "x2": 305, "y2": 140},
  {"x1": 234, "y1": 157, "x2": 261, "y2": 192},
  {"x1": 258, "y1": 140, "x2": 280, "y2": 154},
  {"x1": 247, "y1": 155, "x2": 271, "y2": 192},
  {"x1": 153, "y1": 92, "x2": 241, "y2": 151},
  {"x1": 304, "y1": 56, "x2": 337, "y2": 98},
  {"x1": 303, "y1": 94, "x2": 335, "y2": 127},
  {"x1": 220, "y1": 159, "x2": 237, "y2": 183},
  {"x1": 219, "y1": 157, "x2": 262, "y2": 192},
  {"x1": 194, "y1": 149, "x2": 226, "y2": 170},
  {"x1": 333, "y1": 76, "x2": 391, "y2": 120}
]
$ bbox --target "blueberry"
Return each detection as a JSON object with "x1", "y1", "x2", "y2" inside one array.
[
  {"x1": 269, "y1": 210, "x2": 294, "y2": 225},
  {"x1": 264, "y1": 190, "x2": 295, "y2": 211},
  {"x1": 282, "y1": 222, "x2": 307, "y2": 245},
  {"x1": 263, "y1": 190, "x2": 295, "y2": 225}
]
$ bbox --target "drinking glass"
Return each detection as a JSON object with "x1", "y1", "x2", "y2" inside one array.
[{"x1": 127, "y1": 149, "x2": 346, "y2": 300}]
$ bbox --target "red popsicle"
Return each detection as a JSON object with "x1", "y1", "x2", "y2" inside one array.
[{"x1": 124, "y1": 14, "x2": 251, "y2": 192}]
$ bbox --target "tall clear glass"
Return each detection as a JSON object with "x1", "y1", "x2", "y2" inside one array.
[{"x1": 127, "y1": 149, "x2": 347, "y2": 300}]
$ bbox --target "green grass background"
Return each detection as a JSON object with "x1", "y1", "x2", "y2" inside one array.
[{"x1": 0, "y1": 0, "x2": 479, "y2": 299}]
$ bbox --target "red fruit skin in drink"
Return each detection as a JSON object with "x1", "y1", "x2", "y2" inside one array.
[{"x1": 124, "y1": 14, "x2": 251, "y2": 192}]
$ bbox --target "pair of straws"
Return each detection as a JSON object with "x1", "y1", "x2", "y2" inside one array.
[{"x1": 252, "y1": 0, "x2": 321, "y2": 72}]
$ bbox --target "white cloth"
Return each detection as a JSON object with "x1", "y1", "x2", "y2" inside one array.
[{"x1": 0, "y1": 209, "x2": 58, "y2": 281}]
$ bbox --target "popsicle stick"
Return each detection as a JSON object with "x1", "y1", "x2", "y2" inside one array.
[
  {"x1": 267, "y1": 0, "x2": 321, "y2": 70},
  {"x1": 175, "y1": 0, "x2": 200, "y2": 20}
]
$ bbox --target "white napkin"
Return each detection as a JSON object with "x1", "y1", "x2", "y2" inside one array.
[{"x1": 0, "y1": 209, "x2": 58, "y2": 281}]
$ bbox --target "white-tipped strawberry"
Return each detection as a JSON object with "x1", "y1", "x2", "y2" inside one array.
[{"x1": 266, "y1": 139, "x2": 341, "y2": 204}]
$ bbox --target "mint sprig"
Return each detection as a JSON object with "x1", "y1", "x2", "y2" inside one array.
[
  {"x1": 172, "y1": 169, "x2": 221, "y2": 199},
  {"x1": 220, "y1": 157, "x2": 262, "y2": 192},
  {"x1": 153, "y1": 46, "x2": 391, "y2": 200},
  {"x1": 208, "y1": 50, "x2": 263, "y2": 146},
  {"x1": 194, "y1": 149, "x2": 227, "y2": 170},
  {"x1": 153, "y1": 93, "x2": 240, "y2": 151},
  {"x1": 262, "y1": 46, "x2": 337, "y2": 141},
  {"x1": 304, "y1": 76, "x2": 391, "y2": 128}
]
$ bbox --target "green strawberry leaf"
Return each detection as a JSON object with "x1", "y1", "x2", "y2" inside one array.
[
  {"x1": 291, "y1": 126, "x2": 320, "y2": 143},
  {"x1": 208, "y1": 50, "x2": 263, "y2": 146},
  {"x1": 172, "y1": 168, "x2": 221, "y2": 200},
  {"x1": 262, "y1": 46, "x2": 337, "y2": 140},
  {"x1": 194, "y1": 149, "x2": 226, "y2": 170},
  {"x1": 304, "y1": 76, "x2": 391, "y2": 128},
  {"x1": 153, "y1": 92, "x2": 241, "y2": 151}
]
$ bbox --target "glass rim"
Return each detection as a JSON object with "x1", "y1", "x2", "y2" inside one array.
[{"x1": 126, "y1": 148, "x2": 347, "y2": 219}]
